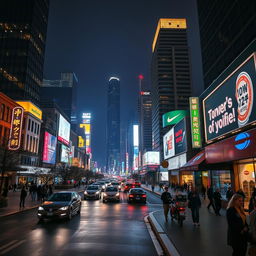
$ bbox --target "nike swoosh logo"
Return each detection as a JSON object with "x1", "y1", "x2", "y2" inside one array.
[{"x1": 167, "y1": 114, "x2": 180, "y2": 123}]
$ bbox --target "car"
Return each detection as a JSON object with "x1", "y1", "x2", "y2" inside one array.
[
  {"x1": 102, "y1": 186, "x2": 120, "y2": 202},
  {"x1": 97, "y1": 181, "x2": 109, "y2": 190},
  {"x1": 93, "y1": 182, "x2": 105, "y2": 191},
  {"x1": 133, "y1": 181, "x2": 141, "y2": 187},
  {"x1": 111, "y1": 182, "x2": 121, "y2": 191},
  {"x1": 123, "y1": 183, "x2": 133, "y2": 192},
  {"x1": 37, "y1": 191, "x2": 81, "y2": 221},
  {"x1": 127, "y1": 188, "x2": 147, "y2": 204},
  {"x1": 84, "y1": 185, "x2": 101, "y2": 200}
]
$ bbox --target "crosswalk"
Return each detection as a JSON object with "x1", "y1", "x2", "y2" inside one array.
[{"x1": 0, "y1": 240, "x2": 25, "y2": 255}]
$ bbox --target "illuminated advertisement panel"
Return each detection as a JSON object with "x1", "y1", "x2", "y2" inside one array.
[
  {"x1": 16, "y1": 101, "x2": 42, "y2": 120},
  {"x1": 133, "y1": 125, "x2": 139, "y2": 146},
  {"x1": 143, "y1": 152, "x2": 160, "y2": 166},
  {"x1": 78, "y1": 136, "x2": 85, "y2": 148},
  {"x1": 8, "y1": 107, "x2": 24, "y2": 150},
  {"x1": 163, "y1": 128, "x2": 175, "y2": 159},
  {"x1": 133, "y1": 146, "x2": 139, "y2": 171},
  {"x1": 58, "y1": 114, "x2": 70, "y2": 145},
  {"x1": 42, "y1": 132, "x2": 57, "y2": 164},
  {"x1": 61, "y1": 144, "x2": 70, "y2": 163}
]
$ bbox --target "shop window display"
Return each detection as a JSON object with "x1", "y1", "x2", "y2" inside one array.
[{"x1": 211, "y1": 170, "x2": 231, "y2": 197}]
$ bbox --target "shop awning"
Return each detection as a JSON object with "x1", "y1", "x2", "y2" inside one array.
[{"x1": 180, "y1": 150, "x2": 205, "y2": 171}]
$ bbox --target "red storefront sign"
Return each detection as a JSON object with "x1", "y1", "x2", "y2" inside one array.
[
  {"x1": 205, "y1": 128, "x2": 256, "y2": 163},
  {"x1": 8, "y1": 106, "x2": 24, "y2": 150}
]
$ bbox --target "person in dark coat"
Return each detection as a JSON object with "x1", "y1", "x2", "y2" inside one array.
[
  {"x1": 207, "y1": 186, "x2": 215, "y2": 211},
  {"x1": 151, "y1": 184, "x2": 155, "y2": 192},
  {"x1": 226, "y1": 187, "x2": 234, "y2": 202},
  {"x1": 19, "y1": 186, "x2": 27, "y2": 209},
  {"x1": 249, "y1": 187, "x2": 256, "y2": 213},
  {"x1": 213, "y1": 188, "x2": 222, "y2": 216},
  {"x1": 161, "y1": 186, "x2": 173, "y2": 222},
  {"x1": 188, "y1": 188, "x2": 201, "y2": 226},
  {"x1": 227, "y1": 194, "x2": 248, "y2": 256},
  {"x1": 201, "y1": 185, "x2": 206, "y2": 200}
]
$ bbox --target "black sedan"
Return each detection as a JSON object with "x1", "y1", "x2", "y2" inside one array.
[
  {"x1": 127, "y1": 188, "x2": 147, "y2": 204},
  {"x1": 37, "y1": 191, "x2": 81, "y2": 221}
]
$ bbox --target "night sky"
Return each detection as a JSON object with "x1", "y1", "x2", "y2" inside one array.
[{"x1": 43, "y1": 0, "x2": 203, "y2": 167}]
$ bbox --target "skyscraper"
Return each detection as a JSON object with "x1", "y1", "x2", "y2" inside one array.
[
  {"x1": 151, "y1": 18, "x2": 192, "y2": 157},
  {"x1": 106, "y1": 77, "x2": 120, "y2": 173},
  {"x1": 138, "y1": 76, "x2": 152, "y2": 168},
  {"x1": 197, "y1": 0, "x2": 256, "y2": 89},
  {"x1": 0, "y1": 0, "x2": 49, "y2": 106},
  {"x1": 41, "y1": 72, "x2": 78, "y2": 125}
]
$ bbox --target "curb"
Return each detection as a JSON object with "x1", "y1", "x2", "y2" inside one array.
[
  {"x1": 142, "y1": 185, "x2": 161, "y2": 196},
  {"x1": 0, "y1": 189, "x2": 84, "y2": 219},
  {"x1": 148, "y1": 211, "x2": 180, "y2": 256}
]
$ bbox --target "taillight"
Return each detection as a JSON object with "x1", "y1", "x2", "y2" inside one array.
[
  {"x1": 179, "y1": 207, "x2": 185, "y2": 211},
  {"x1": 125, "y1": 186, "x2": 128, "y2": 189},
  {"x1": 129, "y1": 194, "x2": 134, "y2": 197},
  {"x1": 142, "y1": 194, "x2": 146, "y2": 198}
]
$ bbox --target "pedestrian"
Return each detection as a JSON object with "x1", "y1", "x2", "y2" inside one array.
[
  {"x1": 227, "y1": 194, "x2": 248, "y2": 256},
  {"x1": 213, "y1": 188, "x2": 222, "y2": 216},
  {"x1": 160, "y1": 186, "x2": 172, "y2": 222},
  {"x1": 48, "y1": 185, "x2": 53, "y2": 196},
  {"x1": 151, "y1": 184, "x2": 155, "y2": 192},
  {"x1": 188, "y1": 188, "x2": 201, "y2": 226},
  {"x1": 13, "y1": 183, "x2": 17, "y2": 192},
  {"x1": 207, "y1": 186, "x2": 215, "y2": 211},
  {"x1": 249, "y1": 187, "x2": 256, "y2": 213},
  {"x1": 201, "y1": 185, "x2": 206, "y2": 200},
  {"x1": 19, "y1": 186, "x2": 27, "y2": 209},
  {"x1": 248, "y1": 200, "x2": 256, "y2": 255},
  {"x1": 37, "y1": 185, "x2": 42, "y2": 202},
  {"x1": 183, "y1": 182, "x2": 188, "y2": 191},
  {"x1": 226, "y1": 187, "x2": 234, "y2": 202}
]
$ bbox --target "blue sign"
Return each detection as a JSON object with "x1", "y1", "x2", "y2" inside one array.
[{"x1": 235, "y1": 132, "x2": 251, "y2": 150}]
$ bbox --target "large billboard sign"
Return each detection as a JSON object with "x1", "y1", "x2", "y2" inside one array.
[
  {"x1": 61, "y1": 144, "x2": 70, "y2": 163},
  {"x1": 43, "y1": 132, "x2": 57, "y2": 164},
  {"x1": 203, "y1": 54, "x2": 256, "y2": 143},
  {"x1": 162, "y1": 110, "x2": 188, "y2": 128},
  {"x1": 8, "y1": 107, "x2": 24, "y2": 150},
  {"x1": 163, "y1": 118, "x2": 187, "y2": 160},
  {"x1": 190, "y1": 97, "x2": 202, "y2": 148},
  {"x1": 143, "y1": 152, "x2": 160, "y2": 166},
  {"x1": 133, "y1": 125, "x2": 139, "y2": 146},
  {"x1": 58, "y1": 114, "x2": 70, "y2": 145},
  {"x1": 16, "y1": 101, "x2": 42, "y2": 120}
]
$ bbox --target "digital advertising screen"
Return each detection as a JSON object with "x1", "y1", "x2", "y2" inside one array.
[
  {"x1": 143, "y1": 151, "x2": 160, "y2": 166},
  {"x1": 42, "y1": 132, "x2": 57, "y2": 164},
  {"x1": 61, "y1": 144, "x2": 70, "y2": 163},
  {"x1": 163, "y1": 128, "x2": 175, "y2": 159},
  {"x1": 58, "y1": 114, "x2": 70, "y2": 145}
]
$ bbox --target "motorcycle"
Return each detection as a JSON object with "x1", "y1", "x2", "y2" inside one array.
[{"x1": 170, "y1": 194, "x2": 187, "y2": 226}]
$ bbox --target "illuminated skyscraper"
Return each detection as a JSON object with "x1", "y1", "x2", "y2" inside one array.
[
  {"x1": 106, "y1": 77, "x2": 120, "y2": 173},
  {"x1": 151, "y1": 18, "x2": 192, "y2": 158},
  {"x1": 0, "y1": 0, "x2": 49, "y2": 106}
]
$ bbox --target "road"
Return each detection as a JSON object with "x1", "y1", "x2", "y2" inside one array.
[{"x1": 0, "y1": 190, "x2": 163, "y2": 256}]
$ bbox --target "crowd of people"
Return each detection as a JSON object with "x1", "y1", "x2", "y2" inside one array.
[{"x1": 159, "y1": 184, "x2": 256, "y2": 256}]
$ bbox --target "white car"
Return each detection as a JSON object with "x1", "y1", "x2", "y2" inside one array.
[{"x1": 102, "y1": 187, "x2": 120, "y2": 203}]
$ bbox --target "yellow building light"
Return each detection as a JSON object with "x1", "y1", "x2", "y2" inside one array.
[
  {"x1": 16, "y1": 101, "x2": 42, "y2": 120},
  {"x1": 152, "y1": 18, "x2": 187, "y2": 52}
]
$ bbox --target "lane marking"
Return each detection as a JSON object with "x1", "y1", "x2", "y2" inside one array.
[
  {"x1": 144, "y1": 216, "x2": 164, "y2": 256},
  {"x1": 0, "y1": 240, "x2": 25, "y2": 255},
  {"x1": 0, "y1": 240, "x2": 18, "y2": 251}
]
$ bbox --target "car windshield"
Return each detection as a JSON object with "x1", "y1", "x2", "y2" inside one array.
[
  {"x1": 87, "y1": 186, "x2": 99, "y2": 190},
  {"x1": 112, "y1": 183, "x2": 119, "y2": 185},
  {"x1": 131, "y1": 189, "x2": 144, "y2": 194},
  {"x1": 48, "y1": 193, "x2": 71, "y2": 202},
  {"x1": 106, "y1": 187, "x2": 118, "y2": 192}
]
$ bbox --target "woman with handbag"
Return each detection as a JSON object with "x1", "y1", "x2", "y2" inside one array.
[{"x1": 226, "y1": 194, "x2": 248, "y2": 256}]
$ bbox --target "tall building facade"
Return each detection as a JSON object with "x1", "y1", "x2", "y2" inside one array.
[
  {"x1": 151, "y1": 19, "x2": 192, "y2": 157},
  {"x1": 197, "y1": 0, "x2": 256, "y2": 89},
  {"x1": 138, "y1": 84, "x2": 152, "y2": 168},
  {"x1": 0, "y1": 0, "x2": 49, "y2": 106},
  {"x1": 106, "y1": 77, "x2": 120, "y2": 173},
  {"x1": 41, "y1": 72, "x2": 78, "y2": 125}
]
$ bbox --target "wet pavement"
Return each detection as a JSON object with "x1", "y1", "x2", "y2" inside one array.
[{"x1": 0, "y1": 191, "x2": 160, "y2": 256}]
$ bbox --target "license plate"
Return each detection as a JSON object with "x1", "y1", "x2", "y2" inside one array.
[
  {"x1": 47, "y1": 212, "x2": 53, "y2": 216},
  {"x1": 180, "y1": 212, "x2": 185, "y2": 216},
  {"x1": 136, "y1": 197, "x2": 140, "y2": 200}
]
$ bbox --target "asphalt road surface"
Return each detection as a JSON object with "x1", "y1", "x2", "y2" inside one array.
[{"x1": 0, "y1": 190, "x2": 163, "y2": 256}]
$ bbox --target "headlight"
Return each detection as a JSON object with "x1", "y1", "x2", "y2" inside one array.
[
  {"x1": 38, "y1": 206, "x2": 44, "y2": 211},
  {"x1": 103, "y1": 193, "x2": 107, "y2": 197},
  {"x1": 118, "y1": 186, "x2": 121, "y2": 189},
  {"x1": 116, "y1": 193, "x2": 120, "y2": 196},
  {"x1": 59, "y1": 206, "x2": 69, "y2": 211},
  {"x1": 96, "y1": 191, "x2": 100, "y2": 194},
  {"x1": 84, "y1": 191, "x2": 88, "y2": 194}
]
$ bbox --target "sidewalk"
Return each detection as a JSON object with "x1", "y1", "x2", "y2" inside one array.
[
  {"x1": 142, "y1": 185, "x2": 232, "y2": 256},
  {"x1": 0, "y1": 186, "x2": 85, "y2": 218}
]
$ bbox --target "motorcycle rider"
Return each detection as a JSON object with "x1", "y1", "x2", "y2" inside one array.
[{"x1": 161, "y1": 186, "x2": 173, "y2": 222}]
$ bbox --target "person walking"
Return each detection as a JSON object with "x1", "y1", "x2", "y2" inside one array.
[
  {"x1": 161, "y1": 186, "x2": 172, "y2": 222},
  {"x1": 248, "y1": 200, "x2": 256, "y2": 255},
  {"x1": 213, "y1": 188, "x2": 222, "y2": 216},
  {"x1": 227, "y1": 194, "x2": 248, "y2": 256},
  {"x1": 201, "y1": 185, "x2": 206, "y2": 200},
  {"x1": 19, "y1": 186, "x2": 27, "y2": 209},
  {"x1": 226, "y1": 187, "x2": 234, "y2": 202},
  {"x1": 249, "y1": 187, "x2": 256, "y2": 213},
  {"x1": 151, "y1": 184, "x2": 155, "y2": 192},
  {"x1": 188, "y1": 188, "x2": 201, "y2": 226},
  {"x1": 207, "y1": 186, "x2": 216, "y2": 212}
]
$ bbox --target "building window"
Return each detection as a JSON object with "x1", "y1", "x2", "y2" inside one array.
[
  {"x1": 0, "y1": 104, "x2": 5, "y2": 120},
  {"x1": 211, "y1": 170, "x2": 231, "y2": 198},
  {"x1": 31, "y1": 121, "x2": 34, "y2": 133},
  {"x1": 28, "y1": 119, "x2": 31, "y2": 131}
]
